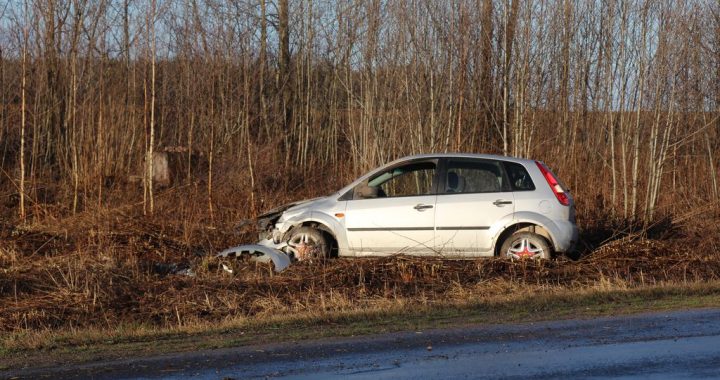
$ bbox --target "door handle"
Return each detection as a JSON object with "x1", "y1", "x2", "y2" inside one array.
[
  {"x1": 493, "y1": 200, "x2": 513, "y2": 207},
  {"x1": 414, "y1": 204, "x2": 434, "y2": 211}
]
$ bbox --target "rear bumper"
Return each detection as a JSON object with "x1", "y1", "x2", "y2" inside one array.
[{"x1": 552, "y1": 220, "x2": 579, "y2": 253}]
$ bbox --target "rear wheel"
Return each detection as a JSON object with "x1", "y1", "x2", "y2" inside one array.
[
  {"x1": 286, "y1": 227, "x2": 330, "y2": 261},
  {"x1": 500, "y1": 232, "x2": 551, "y2": 260}
]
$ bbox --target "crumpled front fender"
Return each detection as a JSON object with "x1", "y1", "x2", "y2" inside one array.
[{"x1": 276, "y1": 211, "x2": 349, "y2": 255}]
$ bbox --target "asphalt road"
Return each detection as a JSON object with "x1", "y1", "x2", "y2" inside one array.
[{"x1": 6, "y1": 308, "x2": 720, "y2": 379}]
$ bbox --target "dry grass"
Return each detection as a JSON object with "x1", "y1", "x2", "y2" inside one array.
[
  {"x1": 3, "y1": 279, "x2": 719, "y2": 362},
  {"x1": 1, "y1": 177, "x2": 719, "y2": 366},
  {"x1": 2, "y1": 189, "x2": 719, "y2": 340}
]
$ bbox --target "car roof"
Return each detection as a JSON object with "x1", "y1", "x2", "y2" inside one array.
[
  {"x1": 335, "y1": 153, "x2": 538, "y2": 196},
  {"x1": 388, "y1": 153, "x2": 536, "y2": 165}
]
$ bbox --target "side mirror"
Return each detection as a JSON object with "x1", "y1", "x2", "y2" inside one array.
[{"x1": 354, "y1": 183, "x2": 379, "y2": 199}]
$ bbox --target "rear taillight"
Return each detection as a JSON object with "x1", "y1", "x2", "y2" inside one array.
[{"x1": 535, "y1": 161, "x2": 570, "y2": 206}]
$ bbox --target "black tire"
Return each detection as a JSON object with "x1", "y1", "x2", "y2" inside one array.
[
  {"x1": 500, "y1": 232, "x2": 551, "y2": 260},
  {"x1": 286, "y1": 226, "x2": 330, "y2": 260}
]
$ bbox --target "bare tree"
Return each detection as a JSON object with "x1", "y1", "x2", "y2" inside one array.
[
  {"x1": 143, "y1": 0, "x2": 157, "y2": 215},
  {"x1": 480, "y1": 0, "x2": 494, "y2": 147},
  {"x1": 19, "y1": 0, "x2": 29, "y2": 222},
  {"x1": 0, "y1": 0, "x2": 718, "y2": 226}
]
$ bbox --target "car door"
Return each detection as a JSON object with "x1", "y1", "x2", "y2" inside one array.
[
  {"x1": 434, "y1": 158, "x2": 515, "y2": 256},
  {"x1": 344, "y1": 160, "x2": 438, "y2": 255}
]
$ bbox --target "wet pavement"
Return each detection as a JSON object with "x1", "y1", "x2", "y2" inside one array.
[{"x1": 6, "y1": 308, "x2": 720, "y2": 379}]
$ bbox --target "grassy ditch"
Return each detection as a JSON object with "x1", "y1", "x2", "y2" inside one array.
[
  {"x1": 2, "y1": 208, "x2": 720, "y2": 369},
  {"x1": 2, "y1": 281, "x2": 720, "y2": 370}
]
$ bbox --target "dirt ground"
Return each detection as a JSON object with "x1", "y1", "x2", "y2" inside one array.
[{"x1": 1, "y1": 206, "x2": 718, "y2": 335}]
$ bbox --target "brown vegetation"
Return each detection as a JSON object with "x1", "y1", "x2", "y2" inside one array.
[
  {"x1": 1, "y1": 203, "x2": 719, "y2": 334},
  {"x1": 0, "y1": 0, "x2": 719, "y2": 342},
  {"x1": 0, "y1": 1, "x2": 718, "y2": 222}
]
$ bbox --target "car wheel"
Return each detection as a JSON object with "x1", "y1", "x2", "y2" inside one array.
[
  {"x1": 500, "y1": 232, "x2": 551, "y2": 260},
  {"x1": 286, "y1": 226, "x2": 330, "y2": 261}
]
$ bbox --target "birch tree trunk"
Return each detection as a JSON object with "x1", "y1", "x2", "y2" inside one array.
[
  {"x1": 19, "y1": 9, "x2": 28, "y2": 222},
  {"x1": 144, "y1": 0, "x2": 157, "y2": 215}
]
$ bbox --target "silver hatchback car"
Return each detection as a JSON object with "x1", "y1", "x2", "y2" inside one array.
[{"x1": 256, "y1": 154, "x2": 578, "y2": 261}]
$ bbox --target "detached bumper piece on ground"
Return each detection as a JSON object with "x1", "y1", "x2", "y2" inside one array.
[{"x1": 216, "y1": 239, "x2": 292, "y2": 272}]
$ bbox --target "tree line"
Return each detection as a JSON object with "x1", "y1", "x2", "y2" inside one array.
[{"x1": 0, "y1": 0, "x2": 718, "y2": 223}]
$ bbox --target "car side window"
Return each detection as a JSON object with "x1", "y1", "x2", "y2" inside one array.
[
  {"x1": 444, "y1": 160, "x2": 506, "y2": 193},
  {"x1": 503, "y1": 161, "x2": 535, "y2": 191},
  {"x1": 367, "y1": 162, "x2": 436, "y2": 198}
]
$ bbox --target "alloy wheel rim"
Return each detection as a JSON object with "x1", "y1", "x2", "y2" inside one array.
[
  {"x1": 506, "y1": 238, "x2": 544, "y2": 259},
  {"x1": 288, "y1": 233, "x2": 322, "y2": 260}
]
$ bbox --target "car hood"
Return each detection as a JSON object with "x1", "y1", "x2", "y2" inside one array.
[
  {"x1": 256, "y1": 197, "x2": 324, "y2": 230},
  {"x1": 260, "y1": 197, "x2": 323, "y2": 217}
]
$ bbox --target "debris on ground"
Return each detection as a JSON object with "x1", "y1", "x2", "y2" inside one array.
[{"x1": 216, "y1": 240, "x2": 292, "y2": 273}]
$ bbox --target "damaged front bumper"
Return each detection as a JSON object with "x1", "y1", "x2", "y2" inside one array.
[
  {"x1": 221, "y1": 197, "x2": 324, "y2": 272},
  {"x1": 217, "y1": 239, "x2": 292, "y2": 272}
]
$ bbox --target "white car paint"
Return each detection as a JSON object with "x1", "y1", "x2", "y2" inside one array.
[
  {"x1": 264, "y1": 153, "x2": 578, "y2": 259},
  {"x1": 345, "y1": 194, "x2": 437, "y2": 255},
  {"x1": 434, "y1": 191, "x2": 515, "y2": 255}
]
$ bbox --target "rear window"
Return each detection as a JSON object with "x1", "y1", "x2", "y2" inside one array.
[
  {"x1": 444, "y1": 160, "x2": 506, "y2": 193},
  {"x1": 503, "y1": 162, "x2": 535, "y2": 191}
]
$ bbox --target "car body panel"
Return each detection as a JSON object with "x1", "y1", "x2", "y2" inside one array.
[
  {"x1": 345, "y1": 195, "x2": 437, "y2": 255},
  {"x1": 434, "y1": 191, "x2": 515, "y2": 255}
]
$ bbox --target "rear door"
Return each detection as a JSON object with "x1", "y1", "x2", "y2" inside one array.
[
  {"x1": 434, "y1": 158, "x2": 515, "y2": 256},
  {"x1": 345, "y1": 160, "x2": 438, "y2": 255}
]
